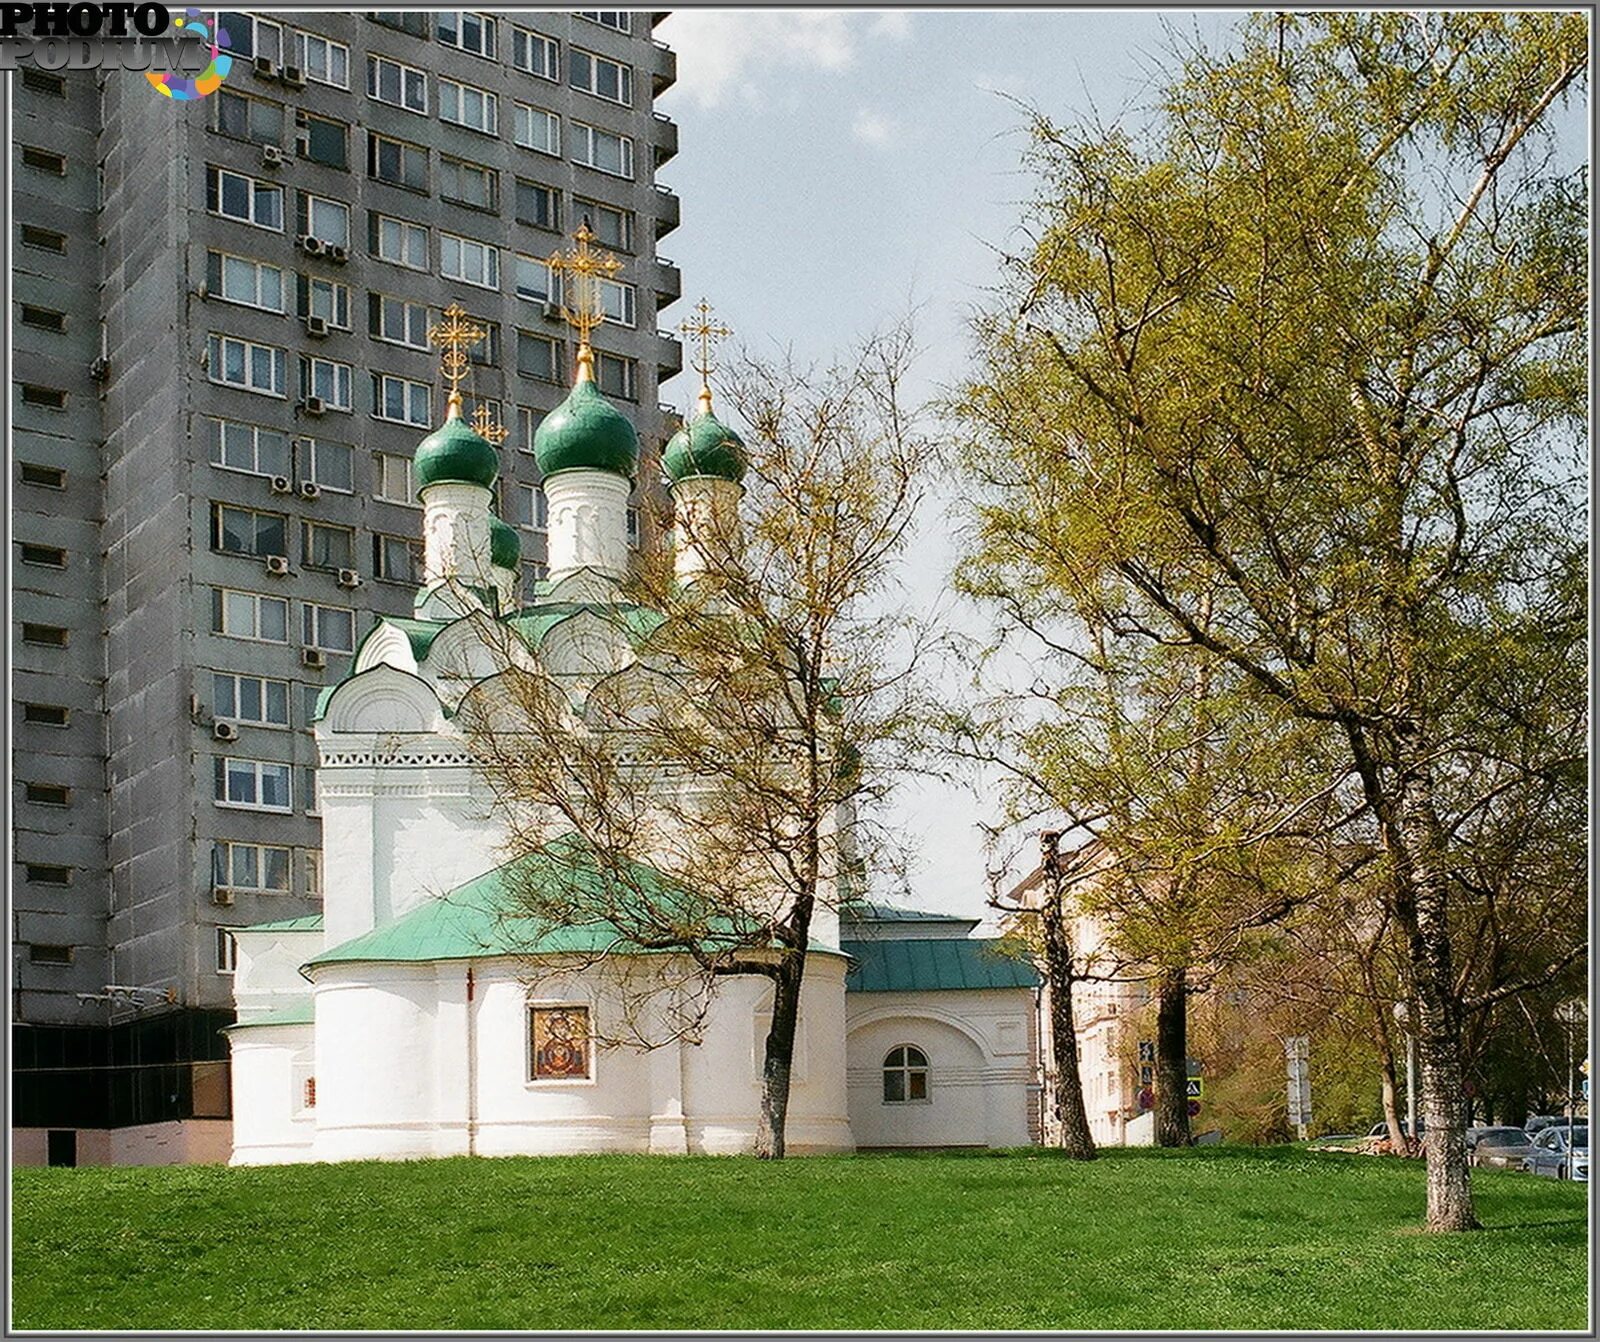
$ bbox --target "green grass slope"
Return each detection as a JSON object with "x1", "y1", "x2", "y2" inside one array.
[{"x1": 12, "y1": 1147, "x2": 1588, "y2": 1331}]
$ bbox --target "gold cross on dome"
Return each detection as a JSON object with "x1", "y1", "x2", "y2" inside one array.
[
  {"x1": 548, "y1": 222, "x2": 624, "y2": 356},
  {"x1": 470, "y1": 401, "x2": 509, "y2": 446},
  {"x1": 679, "y1": 298, "x2": 733, "y2": 386},
  {"x1": 428, "y1": 304, "x2": 487, "y2": 418}
]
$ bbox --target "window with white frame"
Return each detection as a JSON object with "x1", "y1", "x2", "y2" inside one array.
[
  {"x1": 468, "y1": 322, "x2": 501, "y2": 366},
  {"x1": 573, "y1": 197, "x2": 632, "y2": 252},
  {"x1": 515, "y1": 253, "x2": 557, "y2": 304},
  {"x1": 208, "y1": 335, "x2": 289, "y2": 398},
  {"x1": 517, "y1": 331, "x2": 561, "y2": 382},
  {"x1": 512, "y1": 26, "x2": 558, "y2": 79},
  {"x1": 517, "y1": 406, "x2": 539, "y2": 453},
  {"x1": 304, "y1": 439, "x2": 355, "y2": 493},
  {"x1": 372, "y1": 373, "x2": 432, "y2": 426},
  {"x1": 214, "y1": 757, "x2": 293, "y2": 811},
  {"x1": 513, "y1": 103, "x2": 560, "y2": 156},
  {"x1": 299, "y1": 356, "x2": 354, "y2": 411},
  {"x1": 216, "y1": 87, "x2": 285, "y2": 145},
  {"x1": 220, "y1": 11, "x2": 283, "y2": 61},
  {"x1": 301, "y1": 684, "x2": 322, "y2": 731},
  {"x1": 205, "y1": 252, "x2": 284, "y2": 313},
  {"x1": 440, "y1": 233, "x2": 500, "y2": 290},
  {"x1": 298, "y1": 192, "x2": 351, "y2": 248},
  {"x1": 367, "y1": 131, "x2": 429, "y2": 191},
  {"x1": 599, "y1": 277, "x2": 636, "y2": 328},
  {"x1": 213, "y1": 840, "x2": 292, "y2": 895},
  {"x1": 302, "y1": 601, "x2": 356, "y2": 652},
  {"x1": 208, "y1": 419, "x2": 291, "y2": 478},
  {"x1": 304, "y1": 767, "x2": 320, "y2": 815},
  {"x1": 297, "y1": 274, "x2": 352, "y2": 329},
  {"x1": 569, "y1": 47, "x2": 632, "y2": 105},
  {"x1": 212, "y1": 588, "x2": 290, "y2": 643},
  {"x1": 594, "y1": 349, "x2": 636, "y2": 400},
  {"x1": 440, "y1": 78, "x2": 498, "y2": 135},
  {"x1": 371, "y1": 213, "x2": 429, "y2": 270},
  {"x1": 515, "y1": 178, "x2": 559, "y2": 230},
  {"x1": 570, "y1": 122, "x2": 632, "y2": 178},
  {"x1": 212, "y1": 671, "x2": 290, "y2": 726},
  {"x1": 296, "y1": 30, "x2": 349, "y2": 87},
  {"x1": 369, "y1": 293, "x2": 431, "y2": 349},
  {"x1": 211, "y1": 503, "x2": 287, "y2": 558},
  {"x1": 882, "y1": 1045, "x2": 930, "y2": 1103},
  {"x1": 373, "y1": 532, "x2": 424, "y2": 584},
  {"x1": 509, "y1": 483, "x2": 548, "y2": 531},
  {"x1": 375, "y1": 452, "x2": 417, "y2": 504},
  {"x1": 305, "y1": 849, "x2": 323, "y2": 897},
  {"x1": 302, "y1": 521, "x2": 354, "y2": 571},
  {"x1": 207, "y1": 167, "x2": 284, "y2": 230},
  {"x1": 437, "y1": 10, "x2": 496, "y2": 59},
  {"x1": 367, "y1": 54, "x2": 427, "y2": 113},
  {"x1": 440, "y1": 155, "x2": 498, "y2": 211},
  {"x1": 216, "y1": 928, "x2": 238, "y2": 975},
  {"x1": 578, "y1": 11, "x2": 629, "y2": 32}
]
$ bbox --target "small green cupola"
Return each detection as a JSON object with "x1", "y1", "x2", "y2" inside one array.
[
  {"x1": 533, "y1": 354, "x2": 640, "y2": 480},
  {"x1": 414, "y1": 393, "x2": 500, "y2": 494},
  {"x1": 664, "y1": 389, "x2": 746, "y2": 485},
  {"x1": 489, "y1": 515, "x2": 521, "y2": 569}
]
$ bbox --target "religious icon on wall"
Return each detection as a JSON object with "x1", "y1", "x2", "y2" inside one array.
[{"x1": 530, "y1": 1006, "x2": 591, "y2": 1080}]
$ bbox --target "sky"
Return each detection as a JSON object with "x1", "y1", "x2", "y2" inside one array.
[{"x1": 652, "y1": 9, "x2": 1239, "y2": 922}]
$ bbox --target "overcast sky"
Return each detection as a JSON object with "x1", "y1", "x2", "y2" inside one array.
[{"x1": 652, "y1": 10, "x2": 1239, "y2": 920}]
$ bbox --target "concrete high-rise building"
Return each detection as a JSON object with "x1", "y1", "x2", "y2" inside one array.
[{"x1": 11, "y1": 8, "x2": 682, "y2": 1163}]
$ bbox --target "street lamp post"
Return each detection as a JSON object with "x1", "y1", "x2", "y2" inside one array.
[{"x1": 1556, "y1": 998, "x2": 1585, "y2": 1180}]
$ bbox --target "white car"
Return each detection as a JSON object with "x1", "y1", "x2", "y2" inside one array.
[{"x1": 1523, "y1": 1123, "x2": 1588, "y2": 1180}]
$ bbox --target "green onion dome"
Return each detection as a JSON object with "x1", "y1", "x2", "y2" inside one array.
[
  {"x1": 663, "y1": 405, "x2": 746, "y2": 485},
  {"x1": 533, "y1": 378, "x2": 639, "y2": 479},
  {"x1": 414, "y1": 414, "x2": 499, "y2": 492},
  {"x1": 489, "y1": 515, "x2": 521, "y2": 569}
]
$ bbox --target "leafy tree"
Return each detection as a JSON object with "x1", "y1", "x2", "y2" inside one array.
[{"x1": 958, "y1": 13, "x2": 1586, "y2": 1228}]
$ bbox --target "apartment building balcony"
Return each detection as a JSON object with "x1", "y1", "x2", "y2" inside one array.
[
  {"x1": 656, "y1": 331, "x2": 683, "y2": 382},
  {"x1": 652, "y1": 41, "x2": 677, "y2": 97},
  {"x1": 652, "y1": 112, "x2": 678, "y2": 168},
  {"x1": 653, "y1": 256, "x2": 682, "y2": 310},
  {"x1": 653, "y1": 184, "x2": 680, "y2": 239}
]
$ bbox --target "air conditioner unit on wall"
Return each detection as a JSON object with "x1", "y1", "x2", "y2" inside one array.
[
  {"x1": 336, "y1": 569, "x2": 361, "y2": 589},
  {"x1": 302, "y1": 648, "x2": 327, "y2": 669},
  {"x1": 264, "y1": 555, "x2": 290, "y2": 576},
  {"x1": 328, "y1": 245, "x2": 349, "y2": 265},
  {"x1": 282, "y1": 65, "x2": 305, "y2": 88},
  {"x1": 299, "y1": 235, "x2": 325, "y2": 257},
  {"x1": 305, "y1": 315, "x2": 329, "y2": 337},
  {"x1": 269, "y1": 475, "x2": 293, "y2": 494},
  {"x1": 260, "y1": 144, "x2": 285, "y2": 167},
  {"x1": 304, "y1": 396, "x2": 326, "y2": 416},
  {"x1": 299, "y1": 480, "x2": 321, "y2": 500},
  {"x1": 252, "y1": 54, "x2": 277, "y2": 78},
  {"x1": 212, "y1": 720, "x2": 239, "y2": 742},
  {"x1": 211, "y1": 887, "x2": 235, "y2": 907}
]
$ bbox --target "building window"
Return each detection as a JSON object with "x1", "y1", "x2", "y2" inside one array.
[
  {"x1": 466, "y1": 321, "x2": 502, "y2": 367},
  {"x1": 370, "y1": 213, "x2": 429, "y2": 270},
  {"x1": 512, "y1": 27, "x2": 559, "y2": 79},
  {"x1": 529, "y1": 1005, "x2": 591, "y2": 1080},
  {"x1": 599, "y1": 278, "x2": 636, "y2": 328},
  {"x1": 297, "y1": 192, "x2": 352, "y2": 249},
  {"x1": 22, "y1": 702, "x2": 70, "y2": 727},
  {"x1": 219, "y1": 11, "x2": 283, "y2": 62},
  {"x1": 303, "y1": 602, "x2": 356, "y2": 653},
  {"x1": 374, "y1": 532, "x2": 424, "y2": 584},
  {"x1": 20, "y1": 68, "x2": 66, "y2": 95},
  {"x1": 214, "y1": 757, "x2": 293, "y2": 811},
  {"x1": 517, "y1": 331, "x2": 561, "y2": 383},
  {"x1": 208, "y1": 419, "x2": 292, "y2": 479},
  {"x1": 514, "y1": 179, "x2": 559, "y2": 231},
  {"x1": 369, "y1": 294, "x2": 431, "y2": 350},
  {"x1": 304, "y1": 439, "x2": 355, "y2": 493},
  {"x1": 375, "y1": 453, "x2": 417, "y2": 504},
  {"x1": 211, "y1": 503, "x2": 288, "y2": 559},
  {"x1": 302, "y1": 521, "x2": 355, "y2": 572},
  {"x1": 578, "y1": 11, "x2": 630, "y2": 32},
  {"x1": 20, "y1": 304, "x2": 67, "y2": 332},
  {"x1": 366, "y1": 54, "x2": 427, "y2": 113},
  {"x1": 513, "y1": 103, "x2": 560, "y2": 156},
  {"x1": 299, "y1": 113, "x2": 349, "y2": 169},
  {"x1": 296, "y1": 31, "x2": 350, "y2": 88},
  {"x1": 297, "y1": 274, "x2": 353, "y2": 331},
  {"x1": 372, "y1": 373, "x2": 432, "y2": 426},
  {"x1": 510, "y1": 483, "x2": 548, "y2": 531},
  {"x1": 515, "y1": 253, "x2": 557, "y2": 305},
  {"x1": 302, "y1": 684, "x2": 323, "y2": 730},
  {"x1": 216, "y1": 929, "x2": 238, "y2": 975},
  {"x1": 440, "y1": 233, "x2": 500, "y2": 290},
  {"x1": 571, "y1": 122, "x2": 633, "y2": 178},
  {"x1": 206, "y1": 251, "x2": 285, "y2": 313},
  {"x1": 20, "y1": 462, "x2": 68, "y2": 489},
  {"x1": 438, "y1": 10, "x2": 496, "y2": 59},
  {"x1": 299, "y1": 356, "x2": 354, "y2": 412},
  {"x1": 213, "y1": 840, "x2": 292, "y2": 894},
  {"x1": 440, "y1": 155, "x2": 499, "y2": 212},
  {"x1": 569, "y1": 47, "x2": 632, "y2": 105},
  {"x1": 30, "y1": 941, "x2": 74, "y2": 963},
  {"x1": 369, "y1": 10, "x2": 429, "y2": 38},
  {"x1": 21, "y1": 145, "x2": 67, "y2": 175},
  {"x1": 306, "y1": 849, "x2": 323, "y2": 897},
  {"x1": 19, "y1": 543, "x2": 68, "y2": 568},
  {"x1": 25, "y1": 864, "x2": 73, "y2": 885},
  {"x1": 213, "y1": 588, "x2": 290, "y2": 643},
  {"x1": 216, "y1": 89, "x2": 285, "y2": 146},
  {"x1": 19, "y1": 384, "x2": 67, "y2": 409},
  {"x1": 366, "y1": 132, "x2": 429, "y2": 193},
  {"x1": 207, "y1": 167, "x2": 284, "y2": 231},
  {"x1": 213, "y1": 671, "x2": 291, "y2": 727},
  {"x1": 22, "y1": 623, "x2": 69, "y2": 647},
  {"x1": 304, "y1": 767, "x2": 319, "y2": 815},
  {"x1": 440, "y1": 78, "x2": 499, "y2": 136},
  {"x1": 208, "y1": 334, "x2": 289, "y2": 397},
  {"x1": 882, "y1": 1045, "x2": 930, "y2": 1103},
  {"x1": 25, "y1": 783, "x2": 71, "y2": 806},
  {"x1": 522, "y1": 559, "x2": 548, "y2": 590},
  {"x1": 20, "y1": 224, "x2": 68, "y2": 253},
  {"x1": 626, "y1": 506, "x2": 640, "y2": 545},
  {"x1": 594, "y1": 350, "x2": 636, "y2": 400},
  {"x1": 516, "y1": 406, "x2": 539, "y2": 453}
]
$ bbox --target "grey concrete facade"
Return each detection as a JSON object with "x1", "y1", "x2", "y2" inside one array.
[{"x1": 12, "y1": 11, "x2": 683, "y2": 1046}]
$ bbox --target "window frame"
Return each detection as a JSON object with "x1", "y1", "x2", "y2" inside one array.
[
  {"x1": 570, "y1": 121, "x2": 634, "y2": 179},
  {"x1": 212, "y1": 839, "x2": 293, "y2": 895},
  {"x1": 439, "y1": 77, "x2": 500, "y2": 137},
  {"x1": 374, "y1": 452, "x2": 419, "y2": 505},
  {"x1": 213, "y1": 587, "x2": 291, "y2": 644},
  {"x1": 437, "y1": 10, "x2": 497, "y2": 60},
  {"x1": 568, "y1": 46, "x2": 633, "y2": 106},
  {"x1": 301, "y1": 520, "x2": 356, "y2": 572},
  {"x1": 214, "y1": 756, "x2": 294, "y2": 813},
  {"x1": 512, "y1": 26, "x2": 559, "y2": 80},
  {"x1": 302, "y1": 600, "x2": 357, "y2": 653},
  {"x1": 207, "y1": 166, "x2": 285, "y2": 232},
  {"x1": 299, "y1": 355, "x2": 355, "y2": 412},
  {"x1": 303, "y1": 438, "x2": 356, "y2": 494},
  {"x1": 212, "y1": 670, "x2": 292, "y2": 728},
  {"x1": 513, "y1": 102, "x2": 561, "y2": 157},
  {"x1": 206, "y1": 250, "x2": 287, "y2": 314},
  {"x1": 207, "y1": 334, "x2": 289, "y2": 398},
  {"x1": 440, "y1": 232, "x2": 501, "y2": 291},
  {"x1": 882, "y1": 1044, "x2": 931, "y2": 1104},
  {"x1": 210, "y1": 502, "x2": 289, "y2": 559},
  {"x1": 366, "y1": 53, "x2": 428, "y2": 114},
  {"x1": 372, "y1": 372, "x2": 434, "y2": 427},
  {"x1": 298, "y1": 191, "x2": 353, "y2": 248},
  {"x1": 370, "y1": 212, "x2": 430, "y2": 271},
  {"x1": 207, "y1": 418, "x2": 292, "y2": 480},
  {"x1": 439, "y1": 154, "x2": 500, "y2": 213},
  {"x1": 296, "y1": 30, "x2": 350, "y2": 88},
  {"x1": 373, "y1": 531, "x2": 425, "y2": 584}
]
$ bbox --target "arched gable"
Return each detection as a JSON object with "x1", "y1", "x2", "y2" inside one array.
[
  {"x1": 321, "y1": 665, "x2": 447, "y2": 736},
  {"x1": 354, "y1": 623, "x2": 420, "y2": 676}
]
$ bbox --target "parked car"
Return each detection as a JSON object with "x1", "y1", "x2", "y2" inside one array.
[
  {"x1": 1523, "y1": 1123, "x2": 1588, "y2": 1180},
  {"x1": 1367, "y1": 1120, "x2": 1425, "y2": 1138},
  {"x1": 1524, "y1": 1114, "x2": 1565, "y2": 1135},
  {"x1": 1468, "y1": 1126, "x2": 1533, "y2": 1169}
]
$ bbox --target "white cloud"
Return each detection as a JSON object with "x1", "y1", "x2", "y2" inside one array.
[
  {"x1": 660, "y1": 10, "x2": 914, "y2": 110},
  {"x1": 850, "y1": 108, "x2": 900, "y2": 148}
]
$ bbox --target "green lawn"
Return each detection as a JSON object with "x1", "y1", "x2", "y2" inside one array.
[{"x1": 11, "y1": 1147, "x2": 1588, "y2": 1331}]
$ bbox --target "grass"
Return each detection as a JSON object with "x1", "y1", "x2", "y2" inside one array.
[{"x1": 11, "y1": 1146, "x2": 1588, "y2": 1331}]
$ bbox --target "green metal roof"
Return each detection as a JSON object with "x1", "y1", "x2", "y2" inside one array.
[
  {"x1": 238, "y1": 913, "x2": 326, "y2": 934},
  {"x1": 534, "y1": 377, "x2": 640, "y2": 478},
  {"x1": 415, "y1": 415, "x2": 500, "y2": 490},
  {"x1": 223, "y1": 996, "x2": 315, "y2": 1030},
  {"x1": 664, "y1": 408, "x2": 746, "y2": 484},
  {"x1": 840, "y1": 899, "x2": 980, "y2": 925},
  {"x1": 841, "y1": 937, "x2": 1039, "y2": 993}
]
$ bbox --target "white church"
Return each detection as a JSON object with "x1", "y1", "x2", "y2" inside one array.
[{"x1": 225, "y1": 278, "x2": 1039, "y2": 1164}]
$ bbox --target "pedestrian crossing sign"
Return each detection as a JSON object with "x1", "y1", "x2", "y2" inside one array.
[{"x1": 1185, "y1": 1077, "x2": 1203, "y2": 1098}]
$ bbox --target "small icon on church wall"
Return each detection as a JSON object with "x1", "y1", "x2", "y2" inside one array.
[{"x1": 531, "y1": 1006, "x2": 591, "y2": 1080}]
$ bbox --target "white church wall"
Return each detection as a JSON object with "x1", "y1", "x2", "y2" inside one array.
[
  {"x1": 231, "y1": 929, "x2": 322, "y2": 1019},
  {"x1": 229, "y1": 1025, "x2": 315, "y2": 1165}
]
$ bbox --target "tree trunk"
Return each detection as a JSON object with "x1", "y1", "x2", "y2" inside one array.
[
  {"x1": 1040, "y1": 899, "x2": 1096, "y2": 1159},
  {"x1": 1380, "y1": 1056, "x2": 1405, "y2": 1149},
  {"x1": 1154, "y1": 967, "x2": 1191, "y2": 1146},
  {"x1": 754, "y1": 951, "x2": 804, "y2": 1159}
]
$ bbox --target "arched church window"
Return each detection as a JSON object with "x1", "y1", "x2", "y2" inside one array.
[{"x1": 882, "y1": 1045, "x2": 929, "y2": 1103}]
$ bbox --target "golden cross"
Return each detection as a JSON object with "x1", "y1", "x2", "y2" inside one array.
[
  {"x1": 470, "y1": 401, "x2": 509, "y2": 446},
  {"x1": 678, "y1": 298, "x2": 733, "y2": 386},
  {"x1": 428, "y1": 304, "x2": 487, "y2": 417},
  {"x1": 547, "y1": 222, "x2": 623, "y2": 357}
]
